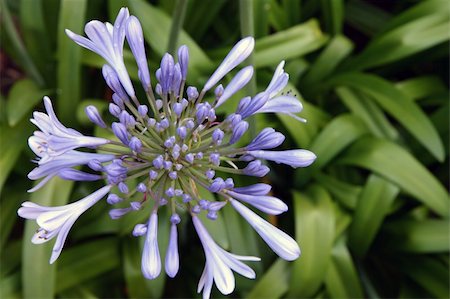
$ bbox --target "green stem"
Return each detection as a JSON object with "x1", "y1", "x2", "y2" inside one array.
[
  {"x1": 167, "y1": 0, "x2": 188, "y2": 55},
  {"x1": 239, "y1": 0, "x2": 257, "y2": 137}
]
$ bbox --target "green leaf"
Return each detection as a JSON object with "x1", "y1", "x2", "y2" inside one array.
[
  {"x1": 1, "y1": 240, "x2": 21, "y2": 278},
  {"x1": 346, "y1": 11, "x2": 450, "y2": 70},
  {"x1": 333, "y1": 205, "x2": 352, "y2": 241},
  {"x1": 0, "y1": 272, "x2": 21, "y2": 299},
  {"x1": 395, "y1": 76, "x2": 447, "y2": 101},
  {"x1": 345, "y1": 0, "x2": 391, "y2": 36},
  {"x1": 22, "y1": 177, "x2": 74, "y2": 299},
  {"x1": 1, "y1": 0, "x2": 44, "y2": 85},
  {"x1": 254, "y1": 19, "x2": 328, "y2": 68},
  {"x1": 0, "y1": 120, "x2": 32, "y2": 194},
  {"x1": 348, "y1": 175, "x2": 399, "y2": 257},
  {"x1": 289, "y1": 186, "x2": 335, "y2": 297},
  {"x1": 56, "y1": 238, "x2": 120, "y2": 293},
  {"x1": 246, "y1": 259, "x2": 289, "y2": 299},
  {"x1": 324, "y1": 237, "x2": 364, "y2": 298},
  {"x1": 282, "y1": 0, "x2": 301, "y2": 27},
  {"x1": 184, "y1": 0, "x2": 227, "y2": 40},
  {"x1": 303, "y1": 35, "x2": 353, "y2": 85},
  {"x1": 383, "y1": 219, "x2": 450, "y2": 253},
  {"x1": 253, "y1": 0, "x2": 271, "y2": 38},
  {"x1": 267, "y1": 0, "x2": 289, "y2": 31},
  {"x1": 330, "y1": 73, "x2": 445, "y2": 161},
  {"x1": 397, "y1": 256, "x2": 449, "y2": 298},
  {"x1": 6, "y1": 79, "x2": 50, "y2": 126},
  {"x1": 314, "y1": 173, "x2": 362, "y2": 210},
  {"x1": 309, "y1": 114, "x2": 368, "y2": 171},
  {"x1": 380, "y1": 0, "x2": 447, "y2": 33},
  {"x1": 320, "y1": 0, "x2": 344, "y2": 35},
  {"x1": 335, "y1": 87, "x2": 399, "y2": 141},
  {"x1": 339, "y1": 136, "x2": 449, "y2": 217},
  {"x1": 20, "y1": 0, "x2": 53, "y2": 83},
  {"x1": 0, "y1": 191, "x2": 23, "y2": 251},
  {"x1": 56, "y1": 0, "x2": 87, "y2": 125}
]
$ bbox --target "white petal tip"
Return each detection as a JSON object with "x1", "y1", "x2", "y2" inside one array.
[
  {"x1": 49, "y1": 251, "x2": 60, "y2": 264},
  {"x1": 65, "y1": 29, "x2": 74, "y2": 36}
]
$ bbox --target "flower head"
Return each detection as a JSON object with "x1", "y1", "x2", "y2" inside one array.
[{"x1": 19, "y1": 7, "x2": 315, "y2": 299}]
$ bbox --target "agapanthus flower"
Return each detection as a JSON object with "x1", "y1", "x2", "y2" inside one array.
[{"x1": 18, "y1": 7, "x2": 316, "y2": 299}]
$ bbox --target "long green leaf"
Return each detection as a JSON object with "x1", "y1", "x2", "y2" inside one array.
[
  {"x1": 380, "y1": 0, "x2": 447, "y2": 33},
  {"x1": 184, "y1": 0, "x2": 227, "y2": 40},
  {"x1": 320, "y1": 0, "x2": 344, "y2": 35},
  {"x1": 22, "y1": 178, "x2": 74, "y2": 299},
  {"x1": 303, "y1": 35, "x2": 353, "y2": 85},
  {"x1": 0, "y1": 120, "x2": 32, "y2": 195},
  {"x1": 395, "y1": 76, "x2": 447, "y2": 101},
  {"x1": 339, "y1": 136, "x2": 449, "y2": 217},
  {"x1": 0, "y1": 191, "x2": 23, "y2": 251},
  {"x1": 0, "y1": 272, "x2": 21, "y2": 299},
  {"x1": 309, "y1": 114, "x2": 368, "y2": 171},
  {"x1": 246, "y1": 259, "x2": 289, "y2": 299},
  {"x1": 56, "y1": 238, "x2": 119, "y2": 293},
  {"x1": 346, "y1": 12, "x2": 449, "y2": 70},
  {"x1": 397, "y1": 256, "x2": 449, "y2": 298},
  {"x1": 383, "y1": 219, "x2": 449, "y2": 253},
  {"x1": 1, "y1": 0, "x2": 44, "y2": 85},
  {"x1": 349, "y1": 174, "x2": 399, "y2": 257},
  {"x1": 289, "y1": 186, "x2": 335, "y2": 297},
  {"x1": 330, "y1": 73, "x2": 445, "y2": 161},
  {"x1": 324, "y1": 237, "x2": 364, "y2": 298},
  {"x1": 335, "y1": 87, "x2": 399, "y2": 141},
  {"x1": 1, "y1": 240, "x2": 21, "y2": 278},
  {"x1": 6, "y1": 79, "x2": 50, "y2": 126},
  {"x1": 56, "y1": 0, "x2": 87, "y2": 124},
  {"x1": 255, "y1": 19, "x2": 328, "y2": 68},
  {"x1": 20, "y1": 0, "x2": 52, "y2": 84},
  {"x1": 345, "y1": 0, "x2": 391, "y2": 36},
  {"x1": 314, "y1": 173, "x2": 362, "y2": 210}
]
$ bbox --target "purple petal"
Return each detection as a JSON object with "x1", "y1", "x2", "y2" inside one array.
[
  {"x1": 85, "y1": 105, "x2": 107, "y2": 128},
  {"x1": 215, "y1": 66, "x2": 253, "y2": 108},
  {"x1": 126, "y1": 16, "x2": 151, "y2": 88},
  {"x1": 165, "y1": 223, "x2": 180, "y2": 278},
  {"x1": 142, "y1": 212, "x2": 161, "y2": 279},
  {"x1": 247, "y1": 149, "x2": 316, "y2": 168},
  {"x1": 227, "y1": 191, "x2": 288, "y2": 215},
  {"x1": 203, "y1": 37, "x2": 255, "y2": 92},
  {"x1": 230, "y1": 199, "x2": 300, "y2": 261},
  {"x1": 257, "y1": 95, "x2": 303, "y2": 114},
  {"x1": 58, "y1": 168, "x2": 102, "y2": 181},
  {"x1": 178, "y1": 45, "x2": 189, "y2": 80},
  {"x1": 246, "y1": 128, "x2": 285, "y2": 150},
  {"x1": 229, "y1": 121, "x2": 248, "y2": 144},
  {"x1": 232, "y1": 183, "x2": 272, "y2": 195}
]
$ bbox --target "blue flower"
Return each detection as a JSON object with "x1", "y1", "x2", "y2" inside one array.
[{"x1": 18, "y1": 7, "x2": 316, "y2": 299}]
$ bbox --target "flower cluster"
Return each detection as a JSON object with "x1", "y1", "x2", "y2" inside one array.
[{"x1": 18, "y1": 8, "x2": 316, "y2": 299}]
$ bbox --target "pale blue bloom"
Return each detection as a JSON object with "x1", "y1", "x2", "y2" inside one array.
[{"x1": 19, "y1": 7, "x2": 315, "y2": 299}]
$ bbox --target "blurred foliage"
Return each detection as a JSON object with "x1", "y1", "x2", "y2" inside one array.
[{"x1": 1, "y1": 0, "x2": 449, "y2": 298}]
